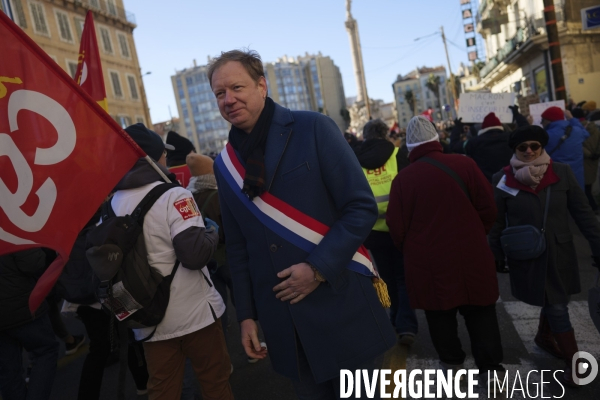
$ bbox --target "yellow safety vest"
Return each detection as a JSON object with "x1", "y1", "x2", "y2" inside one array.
[{"x1": 362, "y1": 147, "x2": 399, "y2": 232}]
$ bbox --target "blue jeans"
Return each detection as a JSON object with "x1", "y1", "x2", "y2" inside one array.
[
  {"x1": 542, "y1": 301, "x2": 572, "y2": 333},
  {"x1": 0, "y1": 313, "x2": 58, "y2": 400},
  {"x1": 370, "y1": 246, "x2": 418, "y2": 335}
]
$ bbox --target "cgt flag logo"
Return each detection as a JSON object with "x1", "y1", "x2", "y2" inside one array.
[{"x1": 0, "y1": 12, "x2": 144, "y2": 313}]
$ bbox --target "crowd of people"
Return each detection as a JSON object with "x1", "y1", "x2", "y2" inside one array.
[{"x1": 1, "y1": 48, "x2": 600, "y2": 400}]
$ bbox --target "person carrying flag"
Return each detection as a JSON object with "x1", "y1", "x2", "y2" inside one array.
[{"x1": 210, "y1": 49, "x2": 395, "y2": 399}]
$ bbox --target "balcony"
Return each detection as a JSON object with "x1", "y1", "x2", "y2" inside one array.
[{"x1": 74, "y1": 0, "x2": 136, "y2": 25}]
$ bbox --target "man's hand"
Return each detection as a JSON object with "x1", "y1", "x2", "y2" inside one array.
[
  {"x1": 273, "y1": 262, "x2": 320, "y2": 304},
  {"x1": 240, "y1": 319, "x2": 267, "y2": 360},
  {"x1": 564, "y1": 109, "x2": 573, "y2": 120}
]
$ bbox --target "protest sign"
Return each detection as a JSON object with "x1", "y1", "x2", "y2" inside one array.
[
  {"x1": 458, "y1": 92, "x2": 515, "y2": 123},
  {"x1": 529, "y1": 100, "x2": 566, "y2": 126}
]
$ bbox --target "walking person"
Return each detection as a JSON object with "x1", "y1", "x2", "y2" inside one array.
[
  {"x1": 386, "y1": 116, "x2": 505, "y2": 385},
  {"x1": 0, "y1": 249, "x2": 59, "y2": 400},
  {"x1": 211, "y1": 49, "x2": 395, "y2": 399},
  {"x1": 572, "y1": 107, "x2": 600, "y2": 212},
  {"x1": 353, "y1": 119, "x2": 418, "y2": 345},
  {"x1": 489, "y1": 125, "x2": 600, "y2": 387}
]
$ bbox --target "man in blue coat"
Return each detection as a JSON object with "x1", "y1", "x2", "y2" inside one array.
[
  {"x1": 542, "y1": 106, "x2": 589, "y2": 188},
  {"x1": 210, "y1": 49, "x2": 396, "y2": 398}
]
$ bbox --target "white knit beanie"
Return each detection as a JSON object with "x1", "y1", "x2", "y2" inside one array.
[{"x1": 406, "y1": 116, "x2": 439, "y2": 151}]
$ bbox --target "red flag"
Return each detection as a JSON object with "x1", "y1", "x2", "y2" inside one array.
[
  {"x1": 75, "y1": 11, "x2": 108, "y2": 111},
  {"x1": 0, "y1": 12, "x2": 145, "y2": 312},
  {"x1": 390, "y1": 122, "x2": 400, "y2": 134}
]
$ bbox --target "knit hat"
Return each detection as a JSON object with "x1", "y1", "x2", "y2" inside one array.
[
  {"x1": 406, "y1": 116, "x2": 439, "y2": 151},
  {"x1": 582, "y1": 101, "x2": 597, "y2": 111},
  {"x1": 481, "y1": 112, "x2": 502, "y2": 129},
  {"x1": 541, "y1": 106, "x2": 564, "y2": 122},
  {"x1": 571, "y1": 108, "x2": 585, "y2": 119},
  {"x1": 363, "y1": 119, "x2": 389, "y2": 140},
  {"x1": 186, "y1": 153, "x2": 214, "y2": 176},
  {"x1": 166, "y1": 131, "x2": 196, "y2": 166},
  {"x1": 508, "y1": 125, "x2": 549, "y2": 150},
  {"x1": 124, "y1": 123, "x2": 174, "y2": 161}
]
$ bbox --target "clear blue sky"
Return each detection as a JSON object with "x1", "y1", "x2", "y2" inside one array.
[{"x1": 126, "y1": 0, "x2": 482, "y2": 123}]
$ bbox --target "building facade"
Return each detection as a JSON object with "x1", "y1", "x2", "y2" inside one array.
[
  {"x1": 1, "y1": 0, "x2": 150, "y2": 127},
  {"x1": 266, "y1": 53, "x2": 348, "y2": 132},
  {"x1": 475, "y1": 0, "x2": 600, "y2": 104},
  {"x1": 171, "y1": 62, "x2": 229, "y2": 154},
  {"x1": 392, "y1": 66, "x2": 448, "y2": 128}
]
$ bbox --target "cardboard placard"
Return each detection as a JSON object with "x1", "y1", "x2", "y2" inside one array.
[
  {"x1": 458, "y1": 93, "x2": 515, "y2": 123},
  {"x1": 528, "y1": 100, "x2": 566, "y2": 126}
]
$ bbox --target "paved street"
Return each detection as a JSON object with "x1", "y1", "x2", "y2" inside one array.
[{"x1": 46, "y1": 218, "x2": 600, "y2": 400}]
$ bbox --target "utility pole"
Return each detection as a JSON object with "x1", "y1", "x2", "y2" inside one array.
[
  {"x1": 440, "y1": 26, "x2": 458, "y2": 119},
  {"x1": 542, "y1": 0, "x2": 566, "y2": 101}
]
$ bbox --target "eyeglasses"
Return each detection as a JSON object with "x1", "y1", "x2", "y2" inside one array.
[{"x1": 516, "y1": 143, "x2": 542, "y2": 152}]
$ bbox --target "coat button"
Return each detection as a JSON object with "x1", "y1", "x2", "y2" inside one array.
[{"x1": 270, "y1": 244, "x2": 278, "y2": 253}]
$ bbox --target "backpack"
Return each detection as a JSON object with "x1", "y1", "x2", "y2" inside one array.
[
  {"x1": 85, "y1": 183, "x2": 179, "y2": 337},
  {"x1": 56, "y1": 224, "x2": 99, "y2": 305}
]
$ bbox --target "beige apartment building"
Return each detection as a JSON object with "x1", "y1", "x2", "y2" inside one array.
[{"x1": 1, "y1": 0, "x2": 150, "y2": 126}]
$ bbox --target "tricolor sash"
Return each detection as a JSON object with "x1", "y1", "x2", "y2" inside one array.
[{"x1": 215, "y1": 143, "x2": 378, "y2": 279}]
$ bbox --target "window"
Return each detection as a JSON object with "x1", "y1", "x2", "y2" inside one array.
[
  {"x1": 66, "y1": 60, "x2": 78, "y2": 79},
  {"x1": 126, "y1": 75, "x2": 138, "y2": 100},
  {"x1": 109, "y1": 71, "x2": 123, "y2": 98},
  {"x1": 106, "y1": 0, "x2": 116, "y2": 16},
  {"x1": 135, "y1": 116, "x2": 145, "y2": 124},
  {"x1": 116, "y1": 32, "x2": 130, "y2": 58},
  {"x1": 11, "y1": 0, "x2": 28, "y2": 28},
  {"x1": 74, "y1": 17, "x2": 84, "y2": 40},
  {"x1": 98, "y1": 26, "x2": 112, "y2": 54},
  {"x1": 29, "y1": 1, "x2": 49, "y2": 36},
  {"x1": 89, "y1": 0, "x2": 100, "y2": 8},
  {"x1": 117, "y1": 115, "x2": 132, "y2": 128},
  {"x1": 54, "y1": 10, "x2": 73, "y2": 42}
]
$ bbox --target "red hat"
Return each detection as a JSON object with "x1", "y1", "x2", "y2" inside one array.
[
  {"x1": 481, "y1": 112, "x2": 502, "y2": 129},
  {"x1": 541, "y1": 106, "x2": 564, "y2": 122}
]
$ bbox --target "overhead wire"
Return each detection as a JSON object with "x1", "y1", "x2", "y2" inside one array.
[{"x1": 366, "y1": 35, "x2": 439, "y2": 73}]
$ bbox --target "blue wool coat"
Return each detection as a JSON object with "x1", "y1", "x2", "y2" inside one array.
[
  {"x1": 214, "y1": 104, "x2": 396, "y2": 383},
  {"x1": 545, "y1": 119, "x2": 589, "y2": 188}
]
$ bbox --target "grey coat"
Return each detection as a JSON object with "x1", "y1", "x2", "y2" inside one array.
[{"x1": 489, "y1": 162, "x2": 600, "y2": 306}]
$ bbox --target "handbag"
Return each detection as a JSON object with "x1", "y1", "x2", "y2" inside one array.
[{"x1": 500, "y1": 186, "x2": 551, "y2": 260}]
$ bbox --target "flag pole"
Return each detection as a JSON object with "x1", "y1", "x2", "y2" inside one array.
[{"x1": 143, "y1": 155, "x2": 172, "y2": 183}]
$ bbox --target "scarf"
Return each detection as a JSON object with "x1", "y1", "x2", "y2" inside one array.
[
  {"x1": 228, "y1": 97, "x2": 275, "y2": 200},
  {"x1": 510, "y1": 150, "x2": 551, "y2": 189},
  {"x1": 187, "y1": 174, "x2": 218, "y2": 194}
]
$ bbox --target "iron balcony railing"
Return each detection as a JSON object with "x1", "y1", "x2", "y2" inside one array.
[{"x1": 75, "y1": 0, "x2": 135, "y2": 25}]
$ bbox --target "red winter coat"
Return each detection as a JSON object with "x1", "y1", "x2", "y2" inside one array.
[{"x1": 386, "y1": 141, "x2": 499, "y2": 310}]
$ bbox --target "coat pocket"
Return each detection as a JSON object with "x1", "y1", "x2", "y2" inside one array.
[
  {"x1": 554, "y1": 232, "x2": 576, "y2": 269},
  {"x1": 281, "y1": 162, "x2": 310, "y2": 182}
]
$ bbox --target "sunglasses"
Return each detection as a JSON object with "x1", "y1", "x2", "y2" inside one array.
[{"x1": 516, "y1": 143, "x2": 542, "y2": 152}]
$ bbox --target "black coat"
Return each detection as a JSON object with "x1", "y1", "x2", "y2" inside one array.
[
  {"x1": 0, "y1": 248, "x2": 47, "y2": 331},
  {"x1": 489, "y1": 162, "x2": 600, "y2": 306},
  {"x1": 465, "y1": 128, "x2": 514, "y2": 183}
]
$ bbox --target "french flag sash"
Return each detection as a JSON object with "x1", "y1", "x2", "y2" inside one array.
[{"x1": 215, "y1": 143, "x2": 378, "y2": 279}]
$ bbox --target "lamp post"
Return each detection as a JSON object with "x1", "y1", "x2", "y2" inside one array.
[{"x1": 139, "y1": 70, "x2": 151, "y2": 126}]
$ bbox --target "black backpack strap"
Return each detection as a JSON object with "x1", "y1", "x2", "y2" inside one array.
[
  {"x1": 417, "y1": 157, "x2": 471, "y2": 202},
  {"x1": 547, "y1": 126, "x2": 572, "y2": 156},
  {"x1": 131, "y1": 183, "x2": 179, "y2": 224}
]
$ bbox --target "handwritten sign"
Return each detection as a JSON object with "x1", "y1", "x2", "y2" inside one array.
[
  {"x1": 529, "y1": 100, "x2": 565, "y2": 126},
  {"x1": 458, "y1": 93, "x2": 515, "y2": 123}
]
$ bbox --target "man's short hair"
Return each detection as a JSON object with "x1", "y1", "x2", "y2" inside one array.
[
  {"x1": 207, "y1": 49, "x2": 264, "y2": 88},
  {"x1": 363, "y1": 119, "x2": 389, "y2": 140}
]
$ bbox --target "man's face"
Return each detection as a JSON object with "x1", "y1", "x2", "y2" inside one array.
[{"x1": 211, "y1": 61, "x2": 267, "y2": 134}]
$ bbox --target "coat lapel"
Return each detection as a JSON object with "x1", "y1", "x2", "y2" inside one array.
[{"x1": 264, "y1": 103, "x2": 294, "y2": 191}]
